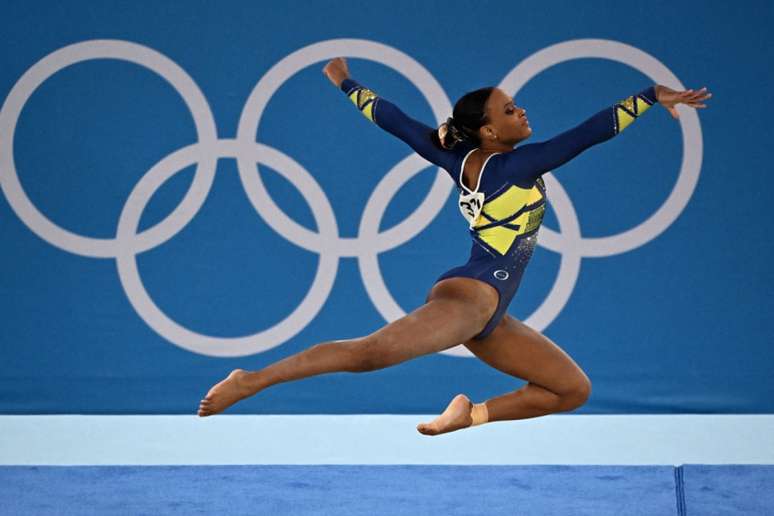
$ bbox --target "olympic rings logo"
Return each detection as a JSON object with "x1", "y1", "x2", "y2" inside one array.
[{"x1": 0, "y1": 38, "x2": 702, "y2": 358}]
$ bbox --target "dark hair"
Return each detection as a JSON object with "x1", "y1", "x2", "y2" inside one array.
[{"x1": 432, "y1": 87, "x2": 494, "y2": 150}]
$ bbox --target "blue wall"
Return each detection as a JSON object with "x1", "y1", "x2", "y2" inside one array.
[{"x1": 1, "y1": 0, "x2": 772, "y2": 414}]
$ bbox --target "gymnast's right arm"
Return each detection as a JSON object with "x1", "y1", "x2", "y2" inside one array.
[
  {"x1": 336, "y1": 77, "x2": 457, "y2": 171},
  {"x1": 323, "y1": 57, "x2": 457, "y2": 171}
]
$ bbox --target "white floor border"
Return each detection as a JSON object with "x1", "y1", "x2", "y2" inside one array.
[{"x1": 1, "y1": 415, "x2": 772, "y2": 465}]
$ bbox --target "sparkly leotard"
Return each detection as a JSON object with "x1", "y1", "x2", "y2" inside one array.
[{"x1": 340, "y1": 78, "x2": 657, "y2": 339}]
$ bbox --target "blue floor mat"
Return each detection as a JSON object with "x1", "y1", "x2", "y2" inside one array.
[
  {"x1": 0, "y1": 465, "x2": 677, "y2": 515},
  {"x1": 682, "y1": 465, "x2": 774, "y2": 516}
]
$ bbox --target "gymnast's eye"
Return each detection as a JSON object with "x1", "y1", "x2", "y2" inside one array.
[{"x1": 505, "y1": 108, "x2": 515, "y2": 115}]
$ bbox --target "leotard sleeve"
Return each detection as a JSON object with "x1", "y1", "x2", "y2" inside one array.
[
  {"x1": 497, "y1": 86, "x2": 658, "y2": 184},
  {"x1": 340, "y1": 78, "x2": 461, "y2": 176}
]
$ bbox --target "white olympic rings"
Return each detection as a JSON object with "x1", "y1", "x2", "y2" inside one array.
[{"x1": 0, "y1": 38, "x2": 702, "y2": 358}]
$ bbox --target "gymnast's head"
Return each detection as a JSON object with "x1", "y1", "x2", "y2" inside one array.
[{"x1": 435, "y1": 87, "x2": 531, "y2": 150}]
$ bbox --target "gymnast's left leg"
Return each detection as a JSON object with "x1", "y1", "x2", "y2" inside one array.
[{"x1": 416, "y1": 314, "x2": 591, "y2": 435}]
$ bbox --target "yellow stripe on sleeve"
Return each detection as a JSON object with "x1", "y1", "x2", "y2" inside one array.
[
  {"x1": 349, "y1": 87, "x2": 378, "y2": 123},
  {"x1": 635, "y1": 96, "x2": 653, "y2": 115},
  {"x1": 614, "y1": 92, "x2": 655, "y2": 134},
  {"x1": 615, "y1": 105, "x2": 636, "y2": 132}
]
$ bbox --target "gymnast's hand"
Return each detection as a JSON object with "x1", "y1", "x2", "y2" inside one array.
[
  {"x1": 655, "y1": 85, "x2": 712, "y2": 120},
  {"x1": 323, "y1": 57, "x2": 350, "y2": 88}
]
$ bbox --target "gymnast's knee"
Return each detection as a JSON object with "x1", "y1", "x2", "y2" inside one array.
[
  {"x1": 343, "y1": 336, "x2": 391, "y2": 373},
  {"x1": 557, "y1": 375, "x2": 592, "y2": 411}
]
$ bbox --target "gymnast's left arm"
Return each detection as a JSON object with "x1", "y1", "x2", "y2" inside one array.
[
  {"x1": 322, "y1": 57, "x2": 457, "y2": 172},
  {"x1": 499, "y1": 84, "x2": 712, "y2": 183}
]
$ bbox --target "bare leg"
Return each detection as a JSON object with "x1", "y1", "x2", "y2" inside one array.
[
  {"x1": 198, "y1": 278, "x2": 498, "y2": 416},
  {"x1": 417, "y1": 314, "x2": 591, "y2": 435}
]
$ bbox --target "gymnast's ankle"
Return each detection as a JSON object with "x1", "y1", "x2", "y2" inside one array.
[{"x1": 470, "y1": 402, "x2": 489, "y2": 426}]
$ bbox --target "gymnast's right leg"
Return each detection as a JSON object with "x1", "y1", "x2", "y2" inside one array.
[{"x1": 197, "y1": 277, "x2": 497, "y2": 416}]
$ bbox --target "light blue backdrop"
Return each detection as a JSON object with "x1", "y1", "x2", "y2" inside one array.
[{"x1": 1, "y1": 0, "x2": 771, "y2": 414}]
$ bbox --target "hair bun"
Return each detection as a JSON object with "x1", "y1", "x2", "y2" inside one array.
[{"x1": 437, "y1": 117, "x2": 467, "y2": 150}]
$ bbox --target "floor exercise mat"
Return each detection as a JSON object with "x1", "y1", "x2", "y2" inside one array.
[
  {"x1": 682, "y1": 465, "x2": 774, "y2": 516},
  {"x1": 0, "y1": 465, "x2": 678, "y2": 515}
]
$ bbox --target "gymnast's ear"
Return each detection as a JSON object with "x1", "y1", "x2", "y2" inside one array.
[{"x1": 479, "y1": 124, "x2": 497, "y2": 142}]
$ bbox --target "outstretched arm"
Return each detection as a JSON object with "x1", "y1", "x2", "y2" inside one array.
[
  {"x1": 323, "y1": 58, "x2": 459, "y2": 172},
  {"x1": 500, "y1": 85, "x2": 711, "y2": 184}
]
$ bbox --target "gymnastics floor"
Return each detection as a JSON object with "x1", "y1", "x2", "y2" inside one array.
[
  {"x1": 2, "y1": 415, "x2": 773, "y2": 515},
  {"x1": 2, "y1": 465, "x2": 773, "y2": 515}
]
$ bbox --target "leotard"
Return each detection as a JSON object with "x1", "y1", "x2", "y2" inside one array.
[{"x1": 340, "y1": 78, "x2": 657, "y2": 339}]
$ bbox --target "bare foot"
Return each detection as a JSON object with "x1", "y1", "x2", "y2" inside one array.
[
  {"x1": 416, "y1": 394, "x2": 474, "y2": 436},
  {"x1": 198, "y1": 369, "x2": 256, "y2": 417}
]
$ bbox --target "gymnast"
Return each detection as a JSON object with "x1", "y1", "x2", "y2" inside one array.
[{"x1": 199, "y1": 57, "x2": 710, "y2": 435}]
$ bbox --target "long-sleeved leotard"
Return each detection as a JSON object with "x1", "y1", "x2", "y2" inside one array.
[{"x1": 340, "y1": 77, "x2": 657, "y2": 339}]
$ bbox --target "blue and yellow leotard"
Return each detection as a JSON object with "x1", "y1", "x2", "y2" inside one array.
[{"x1": 340, "y1": 78, "x2": 657, "y2": 339}]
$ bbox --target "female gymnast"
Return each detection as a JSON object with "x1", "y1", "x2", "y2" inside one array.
[{"x1": 198, "y1": 57, "x2": 711, "y2": 435}]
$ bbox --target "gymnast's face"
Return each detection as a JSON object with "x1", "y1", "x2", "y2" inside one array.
[{"x1": 480, "y1": 88, "x2": 532, "y2": 146}]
